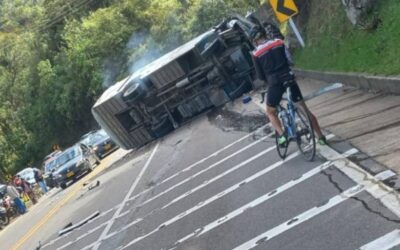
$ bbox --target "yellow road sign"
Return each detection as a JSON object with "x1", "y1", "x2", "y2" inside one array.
[{"x1": 269, "y1": 0, "x2": 299, "y2": 23}]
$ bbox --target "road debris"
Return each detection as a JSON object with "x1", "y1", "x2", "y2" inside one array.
[{"x1": 58, "y1": 211, "x2": 100, "y2": 236}]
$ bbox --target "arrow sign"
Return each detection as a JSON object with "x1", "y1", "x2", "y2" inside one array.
[
  {"x1": 269, "y1": 0, "x2": 299, "y2": 23},
  {"x1": 277, "y1": 0, "x2": 296, "y2": 16}
]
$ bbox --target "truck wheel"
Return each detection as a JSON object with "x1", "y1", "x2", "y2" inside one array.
[
  {"x1": 122, "y1": 81, "x2": 147, "y2": 102},
  {"x1": 151, "y1": 117, "x2": 174, "y2": 138},
  {"x1": 60, "y1": 183, "x2": 67, "y2": 189}
]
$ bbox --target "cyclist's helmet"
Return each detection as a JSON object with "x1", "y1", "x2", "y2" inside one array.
[
  {"x1": 249, "y1": 25, "x2": 266, "y2": 42},
  {"x1": 263, "y1": 21, "x2": 285, "y2": 40}
]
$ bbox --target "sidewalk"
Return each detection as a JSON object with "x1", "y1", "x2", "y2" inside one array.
[{"x1": 298, "y1": 77, "x2": 400, "y2": 173}]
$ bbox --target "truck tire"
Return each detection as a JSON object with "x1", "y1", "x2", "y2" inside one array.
[
  {"x1": 60, "y1": 183, "x2": 67, "y2": 189},
  {"x1": 151, "y1": 117, "x2": 174, "y2": 138},
  {"x1": 122, "y1": 81, "x2": 147, "y2": 103}
]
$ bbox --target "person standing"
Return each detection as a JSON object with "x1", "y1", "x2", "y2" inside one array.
[
  {"x1": 33, "y1": 168, "x2": 48, "y2": 194},
  {"x1": 20, "y1": 178, "x2": 37, "y2": 204},
  {"x1": 6, "y1": 184, "x2": 26, "y2": 214}
]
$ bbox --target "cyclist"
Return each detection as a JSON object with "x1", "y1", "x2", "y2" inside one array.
[{"x1": 250, "y1": 25, "x2": 327, "y2": 146}]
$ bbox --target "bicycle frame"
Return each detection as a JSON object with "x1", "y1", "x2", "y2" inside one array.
[{"x1": 279, "y1": 87, "x2": 298, "y2": 141}]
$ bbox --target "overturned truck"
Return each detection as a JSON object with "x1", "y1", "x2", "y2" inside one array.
[{"x1": 92, "y1": 16, "x2": 260, "y2": 149}]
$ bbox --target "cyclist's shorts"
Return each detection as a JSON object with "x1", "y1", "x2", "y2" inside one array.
[{"x1": 267, "y1": 81, "x2": 303, "y2": 107}]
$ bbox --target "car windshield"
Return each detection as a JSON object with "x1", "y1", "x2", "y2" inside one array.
[
  {"x1": 44, "y1": 158, "x2": 58, "y2": 173},
  {"x1": 81, "y1": 130, "x2": 108, "y2": 146},
  {"x1": 54, "y1": 147, "x2": 81, "y2": 168},
  {"x1": 17, "y1": 168, "x2": 34, "y2": 180}
]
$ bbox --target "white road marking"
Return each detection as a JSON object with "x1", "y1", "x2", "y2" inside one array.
[
  {"x1": 358, "y1": 229, "x2": 400, "y2": 250},
  {"x1": 232, "y1": 184, "x2": 365, "y2": 250},
  {"x1": 160, "y1": 140, "x2": 278, "y2": 210},
  {"x1": 118, "y1": 148, "x2": 302, "y2": 249},
  {"x1": 128, "y1": 133, "x2": 272, "y2": 207},
  {"x1": 56, "y1": 223, "x2": 107, "y2": 250},
  {"x1": 92, "y1": 142, "x2": 160, "y2": 250},
  {"x1": 40, "y1": 206, "x2": 119, "y2": 249},
  {"x1": 126, "y1": 125, "x2": 270, "y2": 203},
  {"x1": 49, "y1": 127, "x2": 272, "y2": 250},
  {"x1": 374, "y1": 170, "x2": 396, "y2": 181},
  {"x1": 83, "y1": 141, "x2": 281, "y2": 250},
  {"x1": 174, "y1": 148, "x2": 358, "y2": 245},
  {"x1": 319, "y1": 144, "x2": 400, "y2": 218}
]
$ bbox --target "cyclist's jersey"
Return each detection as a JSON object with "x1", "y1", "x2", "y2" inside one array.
[{"x1": 252, "y1": 38, "x2": 292, "y2": 77}]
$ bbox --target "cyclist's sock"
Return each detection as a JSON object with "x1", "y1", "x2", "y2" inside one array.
[
  {"x1": 278, "y1": 134, "x2": 287, "y2": 145},
  {"x1": 318, "y1": 135, "x2": 327, "y2": 146}
]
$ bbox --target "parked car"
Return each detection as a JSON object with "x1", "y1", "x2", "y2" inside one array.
[
  {"x1": 79, "y1": 129, "x2": 119, "y2": 159},
  {"x1": 16, "y1": 168, "x2": 38, "y2": 186},
  {"x1": 52, "y1": 144, "x2": 100, "y2": 189},
  {"x1": 42, "y1": 151, "x2": 63, "y2": 188}
]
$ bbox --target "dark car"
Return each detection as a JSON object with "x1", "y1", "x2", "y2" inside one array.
[
  {"x1": 42, "y1": 151, "x2": 63, "y2": 188},
  {"x1": 80, "y1": 129, "x2": 119, "y2": 159},
  {"x1": 52, "y1": 145, "x2": 100, "y2": 189}
]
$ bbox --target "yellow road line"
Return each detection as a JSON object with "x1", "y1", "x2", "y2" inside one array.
[{"x1": 11, "y1": 161, "x2": 109, "y2": 250}]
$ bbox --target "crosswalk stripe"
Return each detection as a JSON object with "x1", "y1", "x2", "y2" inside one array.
[
  {"x1": 174, "y1": 148, "x2": 358, "y2": 246},
  {"x1": 358, "y1": 229, "x2": 400, "y2": 250},
  {"x1": 128, "y1": 133, "x2": 273, "y2": 206},
  {"x1": 126, "y1": 125, "x2": 270, "y2": 203},
  {"x1": 116, "y1": 143, "x2": 282, "y2": 249},
  {"x1": 233, "y1": 184, "x2": 365, "y2": 250}
]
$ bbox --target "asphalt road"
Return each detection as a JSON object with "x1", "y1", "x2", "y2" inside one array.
[{"x1": 1, "y1": 99, "x2": 400, "y2": 250}]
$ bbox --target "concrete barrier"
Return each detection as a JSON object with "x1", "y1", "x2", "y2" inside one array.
[{"x1": 293, "y1": 69, "x2": 400, "y2": 95}]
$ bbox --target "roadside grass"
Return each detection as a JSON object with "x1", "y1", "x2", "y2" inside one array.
[{"x1": 294, "y1": 0, "x2": 400, "y2": 75}]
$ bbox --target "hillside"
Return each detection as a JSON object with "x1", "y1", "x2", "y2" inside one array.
[{"x1": 294, "y1": 0, "x2": 400, "y2": 75}]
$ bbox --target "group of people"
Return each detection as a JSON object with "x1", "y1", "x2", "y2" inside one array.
[{"x1": 2, "y1": 168, "x2": 48, "y2": 215}]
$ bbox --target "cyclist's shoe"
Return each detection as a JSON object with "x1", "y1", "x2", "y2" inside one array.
[
  {"x1": 318, "y1": 136, "x2": 328, "y2": 146},
  {"x1": 278, "y1": 134, "x2": 287, "y2": 147}
]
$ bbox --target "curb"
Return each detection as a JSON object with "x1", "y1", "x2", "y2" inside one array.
[
  {"x1": 320, "y1": 133, "x2": 400, "y2": 192},
  {"x1": 293, "y1": 69, "x2": 400, "y2": 95}
]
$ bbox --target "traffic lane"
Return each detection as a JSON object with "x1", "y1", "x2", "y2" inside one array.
[
  {"x1": 106, "y1": 140, "x2": 283, "y2": 236},
  {"x1": 256, "y1": 191, "x2": 400, "y2": 250},
  {"x1": 126, "y1": 122, "x2": 271, "y2": 209},
  {"x1": 40, "y1": 207, "x2": 114, "y2": 250},
  {"x1": 136, "y1": 117, "x2": 257, "y2": 192},
  {"x1": 118, "y1": 134, "x2": 276, "y2": 219},
  {"x1": 55, "y1": 223, "x2": 106, "y2": 250},
  {"x1": 112, "y1": 163, "x2": 355, "y2": 250},
  {"x1": 0, "y1": 187, "x2": 68, "y2": 249},
  {"x1": 96, "y1": 150, "x2": 340, "y2": 250},
  {"x1": 32, "y1": 149, "x2": 149, "y2": 250},
  {"x1": 37, "y1": 119, "x2": 265, "y2": 250}
]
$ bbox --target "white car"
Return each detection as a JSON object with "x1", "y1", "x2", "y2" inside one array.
[{"x1": 16, "y1": 168, "x2": 38, "y2": 185}]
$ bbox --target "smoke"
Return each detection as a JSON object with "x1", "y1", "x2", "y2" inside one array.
[
  {"x1": 102, "y1": 59, "x2": 119, "y2": 89},
  {"x1": 101, "y1": 26, "x2": 184, "y2": 89},
  {"x1": 127, "y1": 32, "x2": 162, "y2": 74}
]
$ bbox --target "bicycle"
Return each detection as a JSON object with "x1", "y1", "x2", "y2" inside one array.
[{"x1": 261, "y1": 80, "x2": 316, "y2": 161}]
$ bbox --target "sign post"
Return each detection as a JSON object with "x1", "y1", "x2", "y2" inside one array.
[
  {"x1": 288, "y1": 18, "x2": 305, "y2": 47},
  {"x1": 269, "y1": 0, "x2": 305, "y2": 47}
]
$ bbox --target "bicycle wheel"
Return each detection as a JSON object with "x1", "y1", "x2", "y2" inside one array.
[{"x1": 295, "y1": 106, "x2": 316, "y2": 161}]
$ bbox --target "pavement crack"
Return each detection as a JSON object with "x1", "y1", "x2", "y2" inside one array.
[{"x1": 321, "y1": 169, "x2": 400, "y2": 224}]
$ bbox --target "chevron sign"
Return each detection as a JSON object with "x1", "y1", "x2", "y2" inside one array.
[{"x1": 269, "y1": 0, "x2": 299, "y2": 23}]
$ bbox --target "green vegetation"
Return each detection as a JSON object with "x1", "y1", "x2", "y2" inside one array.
[
  {"x1": 295, "y1": 0, "x2": 400, "y2": 75},
  {"x1": 0, "y1": 0, "x2": 260, "y2": 178}
]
